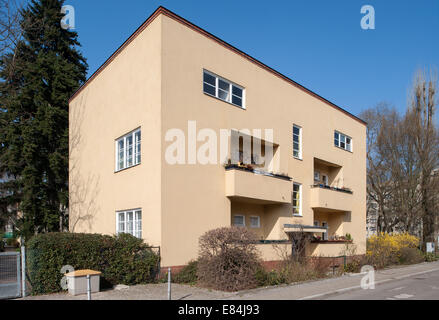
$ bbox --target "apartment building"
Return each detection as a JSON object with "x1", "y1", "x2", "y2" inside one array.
[{"x1": 69, "y1": 7, "x2": 367, "y2": 267}]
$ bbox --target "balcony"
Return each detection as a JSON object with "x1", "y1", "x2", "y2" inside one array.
[
  {"x1": 310, "y1": 184, "x2": 353, "y2": 212},
  {"x1": 225, "y1": 165, "x2": 291, "y2": 204}
]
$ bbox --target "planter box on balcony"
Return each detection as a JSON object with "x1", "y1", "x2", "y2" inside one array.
[{"x1": 311, "y1": 240, "x2": 353, "y2": 244}]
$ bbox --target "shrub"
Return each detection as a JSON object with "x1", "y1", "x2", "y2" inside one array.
[
  {"x1": 173, "y1": 260, "x2": 198, "y2": 284},
  {"x1": 197, "y1": 227, "x2": 262, "y2": 291},
  {"x1": 343, "y1": 255, "x2": 368, "y2": 273},
  {"x1": 366, "y1": 233, "x2": 420, "y2": 269},
  {"x1": 255, "y1": 268, "x2": 287, "y2": 287},
  {"x1": 424, "y1": 252, "x2": 438, "y2": 262},
  {"x1": 398, "y1": 247, "x2": 424, "y2": 265},
  {"x1": 307, "y1": 257, "x2": 335, "y2": 277},
  {"x1": 255, "y1": 257, "x2": 333, "y2": 287},
  {"x1": 26, "y1": 232, "x2": 160, "y2": 295}
]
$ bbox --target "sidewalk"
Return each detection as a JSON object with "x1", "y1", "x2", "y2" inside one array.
[{"x1": 20, "y1": 261, "x2": 439, "y2": 300}]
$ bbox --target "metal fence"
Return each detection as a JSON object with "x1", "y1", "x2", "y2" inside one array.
[
  {"x1": 146, "y1": 246, "x2": 161, "y2": 280},
  {"x1": 0, "y1": 252, "x2": 21, "y2": 299}
]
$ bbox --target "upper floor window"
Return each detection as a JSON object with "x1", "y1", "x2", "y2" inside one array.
[
  {"x1": 292, "y1": 183, "x2": 302, "y2": 216},
  {"x1": 116, "y1": 129, "x2": 141, "y2": 171},
  {"x1": 203, "y1": 70, "x2": 245, "y2": 109},
  {"x1": 334, "y1": 131, "x2": 352, "y2": 152},
  {"x1": 292, "y1": 125, "x2": 302, "y2": 159},
  {"x1": 117, "y1": 209, "x2": 142, "y2": 238}
]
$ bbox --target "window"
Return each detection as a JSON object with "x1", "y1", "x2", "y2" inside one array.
[
  {"x1": 116, "y1": 129, "x2": 141, "y2": 171},
  {"x1": 334, "y1": 131, "x2": 352, "y2": 152},
  {"x1": 116, "y1": 209, "x2": 142, "y2": 238},
  {"x1": 321, "y1": 221, "x2": 328, "y2": 240},
  {"x1": 292, "y1": 183, "x2": 302, "y2": 216},
  {"x1": 314, "y1": 221, "x2": 320, "y2": 227},
  {"x1": 233, "y1": 215, "x2": 245, "y2": 227},
  {"x1": 250, "y1": 216, "x2": 260, "y2": 228},
  {"x1": 322, "y1": 175, "x2": 328, "y2": 186},
  {"x1": 314, "y1": 171, "x2": 320, "y2": 182},
  {"x1": 292, "y1": 125, "x2": 302, "y2": 159},
  {"x1": 203, "y1": 70, "x2": 245, "y2": 108}
]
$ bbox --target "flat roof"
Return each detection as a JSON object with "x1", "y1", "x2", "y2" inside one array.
[{"x1": 69, "y1": 6, "x2": 366, "y2": 126}]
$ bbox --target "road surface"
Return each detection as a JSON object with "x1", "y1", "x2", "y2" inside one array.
[{"x1": 323, "y1": 268, "x2": 439, "y2": 300}]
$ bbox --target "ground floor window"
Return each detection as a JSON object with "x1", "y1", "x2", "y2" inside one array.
[
  {"x1": 250, "y1": 216, "x2": 260, "y2": 228},
  {"x1": 116, "y1": 209, "x2": 142, "y2": 238},
  {"x1": 233, "y1": 215, "x2": 245, "y2": 227}
]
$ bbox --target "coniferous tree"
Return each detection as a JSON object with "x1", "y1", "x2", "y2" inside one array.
[{"x1": 0, "y1": 0, "x2": 87, "y2": 239}]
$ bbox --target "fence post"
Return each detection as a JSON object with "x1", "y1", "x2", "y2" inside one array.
[
  {"x1": 16, "y1": 253, "x2": 21, "y2": 298},
  {"x1": 167, "y1": 267, "x2": 171, "y2": 300},
  {"x1": 21, "y1": 246, "x2": 26, "y2": 297},
  {"x1": 87, "y1": 274, "x2": 91, "y2": 300}
]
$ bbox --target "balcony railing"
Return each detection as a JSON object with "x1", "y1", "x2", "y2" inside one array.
[
  {"x1": 225, "y1": 164, "x2": 292, "y2": 181},
  {"x1": 311, "y1": 184, "x2": 353, "y2": 194}
]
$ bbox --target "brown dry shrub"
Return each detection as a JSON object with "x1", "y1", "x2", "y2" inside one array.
[
  {"x1": 197, "y1": 226, "x2": 262, "y2": 291},
  {"x1": 398, "y1": 247, "x2": 424, "y2": 265},
  {"x1": 307, "y1": 257, "x2": 334, "y2": 277}
]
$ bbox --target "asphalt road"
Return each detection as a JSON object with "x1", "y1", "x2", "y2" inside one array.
[{"x1": 323, "y1": 269, "x2": 439, "y2": 300}]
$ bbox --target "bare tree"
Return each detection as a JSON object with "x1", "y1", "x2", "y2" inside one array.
[
  {"x1": 361, "y1": 104, "x2": 403, "y2": 233},
  {"x1": 407, "y1": 69, "x2": 439, "y2": 248},
  {"x1": 0, "y1": 0, "x2": 22, "y2": 55},
  {"x1": 362, "y1": 69, "x2": 439, "y2": 245}
]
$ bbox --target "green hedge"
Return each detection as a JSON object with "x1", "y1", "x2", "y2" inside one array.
[{"x1": 26, "y1": 232, "x2": 160, "y2": 295}]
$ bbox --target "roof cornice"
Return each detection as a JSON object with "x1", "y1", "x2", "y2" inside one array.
[{"x1": 69, "y1": 6, "x2": 366, "y2": 126}]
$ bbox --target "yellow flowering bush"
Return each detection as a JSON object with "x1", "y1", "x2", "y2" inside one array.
[{"x1": 366, "y1": 233, "x2": 420, "y2": 268}]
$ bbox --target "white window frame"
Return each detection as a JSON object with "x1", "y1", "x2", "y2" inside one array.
[
  {"x1": 115, "y1": 128, "x2": 141, "y2": 171},
  {"x1": 292, "y1": 124, "x2": 302, "y2": 159},
  {"x1": 203, "y1": 69, "x2": 245, "y2": 109},
  {"x1": 292, "y1": 183, "x2": 302, "y2": 216},
  {"x1": 334, "y1": 130, "x2": 353, "y2": 152},
  {"x1": 233, "y1": 215, "x2": 246, "y2": 227},
  {"x1": 116, "y1": 209, "x2": 142, "y2": 238},
  {"x1": 249, "y1": 216, "x2": 260, "y2": 228}
]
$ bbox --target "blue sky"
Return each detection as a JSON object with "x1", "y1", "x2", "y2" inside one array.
[{"x1": 67, "y1": 0, "x2": 439, "y2": 119}]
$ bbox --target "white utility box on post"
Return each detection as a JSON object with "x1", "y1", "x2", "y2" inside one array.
[{"x1": 65, "y1": 269, "x2": 101, "y2": 296}]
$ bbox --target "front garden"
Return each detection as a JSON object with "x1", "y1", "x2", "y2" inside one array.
[
  {"x1": 23, "y1": 228, "x2": 438, "y2": 295},
  {"x1": 172, "y1": 228, "x2": 438, "y2": 292}
]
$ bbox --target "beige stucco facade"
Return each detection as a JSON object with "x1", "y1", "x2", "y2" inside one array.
[{"x1": 69, "y1": 7, "x2": 367, "y2": 267}]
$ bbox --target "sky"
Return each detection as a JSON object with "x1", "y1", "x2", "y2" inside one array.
[{"x1": 66, "y1": 0, "x2": 439, "y2": 119}]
